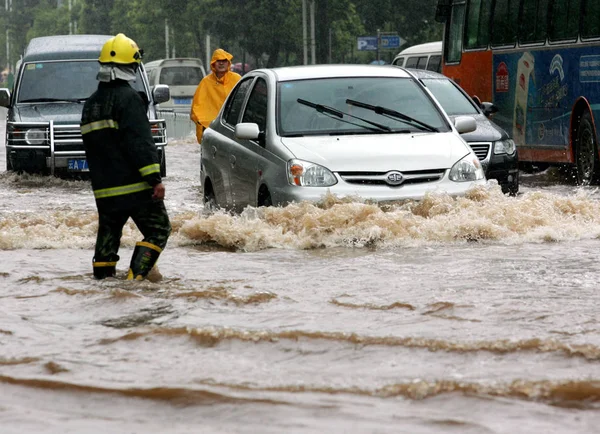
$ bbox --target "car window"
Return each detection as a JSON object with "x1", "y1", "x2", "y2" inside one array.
[
  {"x1": 242, "y1": 78, "x2": 268, "y2": 132},
  {"x1": 223, "y1": 78, "x2": 253, "y2": 125},
  {"x1": 158, "y1": 66, "x2": 203, "y2": 86},
  {"x1": 278, "y1": 76, "x2": 449, "y2": 136},
  {"x1": 423, "y1": 78, "x2": 479, "y2": 116},
  {"x1": 17, "y1": 60, "x2": 147, "y2": 102}
]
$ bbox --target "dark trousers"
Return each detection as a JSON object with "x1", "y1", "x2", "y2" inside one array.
[{"x1": 93, "y1": 200, "x2": 171, "y2": 264}]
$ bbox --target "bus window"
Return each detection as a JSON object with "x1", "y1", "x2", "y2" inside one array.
[
  {"x1": 465, "y1": 0, "x2": 492, "y2": 49},
  {"x1": 582, "y1": 0, "x2": 600, "y2": 39},
  {"x1": 491, "y1": 0, "x2": 519, "y2": 46},
  {"x1": 549, "y1": 0, "x2": 580, "y2": 42},
  {"x1": 446, "y1": 2, "x2": 466, "y2": 63},
  {"x1": 427, "y1": 55, "x2": 442, "y2": 72},
  {"x1": 519, "y1": 0, "x2": 550, "y2": 44}
]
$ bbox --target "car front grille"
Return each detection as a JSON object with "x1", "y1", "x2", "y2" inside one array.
[
  {"x1": 338, "y1": 169, "x2": 446, "y2": 186},
  {"x1": 468, "y1": 142, "x2": 491, "y2": 161}
]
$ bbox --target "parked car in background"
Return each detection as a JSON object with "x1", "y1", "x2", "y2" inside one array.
[
  {"x1": 392, "y1": 41, "x2": 442, "y2": 72},
  {"x1": 407, "y1": 68, "x2": 519, "y2": 195},
  {"x1": 0, "y1": 34, "x2": 170, "y2": 176},
  {"x1": 145, "y1": 58, "x2": 206, "y2": 112},
  {"x1": 200, "y1": 64, "x2": 485, "y2": 212}
]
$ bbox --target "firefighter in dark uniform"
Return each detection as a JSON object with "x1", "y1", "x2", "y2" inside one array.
[{"x1": 81, "y1": 33, "x2": 171, "y2": 281}]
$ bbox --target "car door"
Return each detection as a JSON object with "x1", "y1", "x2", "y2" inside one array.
[
  {"x1": 204, "y1": 77, "x2": 253, "y2": 208},
  {"x1": 230, "y1": 76, "x2": 269, "y2": 211}
]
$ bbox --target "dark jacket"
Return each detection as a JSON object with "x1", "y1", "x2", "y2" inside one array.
[{"x1": 81, "y1": 80, "x2": 161, "y2": 212}]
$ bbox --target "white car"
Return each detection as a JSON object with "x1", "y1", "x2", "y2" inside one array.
[{"x1": 200, "y1": 64, "x2": 485, "y2": 212}]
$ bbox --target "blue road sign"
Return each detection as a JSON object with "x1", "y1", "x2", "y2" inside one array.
[
  {"x1": 357, "y1": 36, "x2": 378, "y2": 51},
  {"x1": 380, "y1": 35, "x2": 404, "y2": 49}
]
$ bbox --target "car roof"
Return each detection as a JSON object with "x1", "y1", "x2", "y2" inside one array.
[
  {"x1": 404, "y1": 68, "x2": 448, "y2": 80},
  {"x1": 144, "y1": 58, "x2": 206, "y2": 70},
  {"x1": 265, "y1": 64, "x2": 413, "y2": 81},
  {"x1": 22, "y1": 34, "x2": 112, "y2": 62}
]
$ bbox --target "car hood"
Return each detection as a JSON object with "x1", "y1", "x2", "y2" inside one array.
[
  {"x1": 279, "y1": 132, "x2": 473, "y2": 171},
  {"x1": 449, "y1": 114, "x2": 507, "y2": 142},
  {"x1": 10, "y1": 103, "x2": 84, "y2": 124}
]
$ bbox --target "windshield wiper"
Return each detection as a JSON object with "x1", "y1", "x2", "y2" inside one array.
[
  {"x1": 19, "y1": 97, "x2": 87, "y2": 103},
  {"x1": 297, "y1": 98, "x2": 391, "y2": 132},
  {"x1": 345, "y1": 99, "x2": 438, "y2": 132}
]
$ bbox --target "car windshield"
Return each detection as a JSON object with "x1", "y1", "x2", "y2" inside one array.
[
  {"x1": 277, "y1": 77, "x2": 449, "y2": 136},
  {"x1": 159, "y1": 66, "x2": 203, "y2": 86},
  {"x1": 422, "y1": 78, "x2": 479, "y2": 116},
  {"x1": 17, "y1": 60, "x2": 147, "y2": 103}
]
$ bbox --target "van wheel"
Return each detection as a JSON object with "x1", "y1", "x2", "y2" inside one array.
[
  {"x1": 6, "y1": 154, "x2": 13, "y2": 171},
  {"x1": 575, "y1": 111, "x2": 598, "y2": 185}
]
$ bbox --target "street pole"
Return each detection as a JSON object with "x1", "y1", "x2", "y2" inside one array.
[
  {"x1": 165, "y1": 19, "x2": 169, "y2": 59},
  {"x1": 309, "y1": 0, "x2": 315, "y2": 64},
  {"x1": 302, "y1": 0, "x2": 307, "y2": 65},
  {"x1": 5, "y1": 0, "x2": 11, "y2": 72}
]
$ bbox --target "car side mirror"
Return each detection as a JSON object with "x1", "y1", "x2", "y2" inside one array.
[
  {"x1": 454, "y1": 116, "x2": 477, "y2": 134},
  {"x1": 0, "y1": 88, "x2": 11, "y2": 107},
  {"x1": 153, "y1": 84, "x2": 170, "y2": 105},
  {"x1": 480, "y1": 102, "x2": 499, "y2": 118},
  {"x1": 235, "y1": 123, "x2": 260, "y2": 140}
]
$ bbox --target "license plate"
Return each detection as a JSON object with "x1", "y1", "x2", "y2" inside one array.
[
  {"x1": 68, "y1": 158, "x2": 89, "y2": 171},
  {"x1": 173, "y1": 98, "x2": 191, "y2": 105}
]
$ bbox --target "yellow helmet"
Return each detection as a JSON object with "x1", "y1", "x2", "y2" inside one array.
[{"x1": 98, "y1": 33, "x2": 143, "y2": 65}]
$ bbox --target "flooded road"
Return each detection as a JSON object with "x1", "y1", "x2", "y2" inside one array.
[{"x1": 1, "y1": 107, "x2": 600, "y2": 433}]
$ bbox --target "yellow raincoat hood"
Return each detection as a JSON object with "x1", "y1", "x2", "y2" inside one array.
[{"x1": 190, "y1": 48, "x2": 241, "y2": 143}]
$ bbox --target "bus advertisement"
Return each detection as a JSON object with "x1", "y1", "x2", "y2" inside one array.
[{"x1": 435, "y1": 0, "x2": 600, "y2": 185}]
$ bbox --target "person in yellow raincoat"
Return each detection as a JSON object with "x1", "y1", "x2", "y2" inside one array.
[{"x1": 190, "y1": 48, "x2": 242, "y2": 143}]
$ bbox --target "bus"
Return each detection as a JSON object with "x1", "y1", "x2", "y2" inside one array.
[{"x1": 435, "y1": 0, "x2": 600, "y2": 184}]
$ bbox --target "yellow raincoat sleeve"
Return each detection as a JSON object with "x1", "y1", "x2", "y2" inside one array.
[{"x1": 190, "y1": 48, "x2": 242, "y2": 143}]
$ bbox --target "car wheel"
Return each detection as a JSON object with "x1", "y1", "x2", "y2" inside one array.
[
  {"x1": 202, "y1": 185, "x2": 218, "y2": 215},
  {"x1": 258, "y1": 187, "x2": 272, "y2": 207},
  {"x1": 502, "y1": 176, "x2": 519, "y2": 196},
  {"x1": 575, "y1": 111, "x2": 598, "y2": 186}
]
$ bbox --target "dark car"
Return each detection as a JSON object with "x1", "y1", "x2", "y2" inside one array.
[
  {"x1": 0, "y1": 34, "x2": 171, "y2": 176},
  {"x1": 406, "y1": 68, "x2": 519, "y2": 195}
]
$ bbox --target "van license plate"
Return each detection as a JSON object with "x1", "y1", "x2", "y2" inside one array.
[
  {"x1": 173, "y1": 98, "x2": 191, "y2": 105},
  {"x1": 68, "y1": 158, "x2": 89, "y2": 171}
]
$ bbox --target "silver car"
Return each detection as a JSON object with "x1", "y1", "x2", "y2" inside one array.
[{"x1": 200, "y1": 64, "x2": 485, "y2": 212}]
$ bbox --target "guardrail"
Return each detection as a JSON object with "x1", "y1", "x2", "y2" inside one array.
[{"x1": 156, "y1": 109, "x2": 196, "y2": 140}]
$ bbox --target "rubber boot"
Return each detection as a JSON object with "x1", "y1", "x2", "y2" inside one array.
[
  {"x1": 126, "y1": 242, "x2": 162, "y2": 281},
  {"x1": 93, "y1": 259, "x2": 117, "y2": 280}
]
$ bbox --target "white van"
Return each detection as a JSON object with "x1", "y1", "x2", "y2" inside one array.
[
  {"x1": 145, "y1": 58, "x2": 206, "y2": 111},
  {"x1": 392, "y1": 41, "x2": 442, "y2": 72}
]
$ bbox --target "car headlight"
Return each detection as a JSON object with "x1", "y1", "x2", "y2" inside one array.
[
  {"x1": 287, "y1": 159, "x2": 337, "y2": 187},
  {"x1": 449, "y1": 154, "x2": 485, "y2": 182},
  {"x1": 24, "y1": 128, "x2": 47, "y2": 145},
  {"x1": 494, "y1": 138, "x2": 516, "y2": 155}
]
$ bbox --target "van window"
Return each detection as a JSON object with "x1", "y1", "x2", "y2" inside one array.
[
  {"x1": 159, "y1": 66, "x2": 204, "y2": 86},
  {"x1": 393, "y1": 57, "x2": 405, "y2": 67},
  {"x1": 406, "y1": 56, "x2": 428, "y2": 68},
  {"x1": 427, "y1": 55, "x2": 442, "y2": 72}
]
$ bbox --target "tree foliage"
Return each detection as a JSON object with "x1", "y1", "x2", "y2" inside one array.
[{"x1": 0, "y1": 0, "x2": 443, "y2": 71}]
